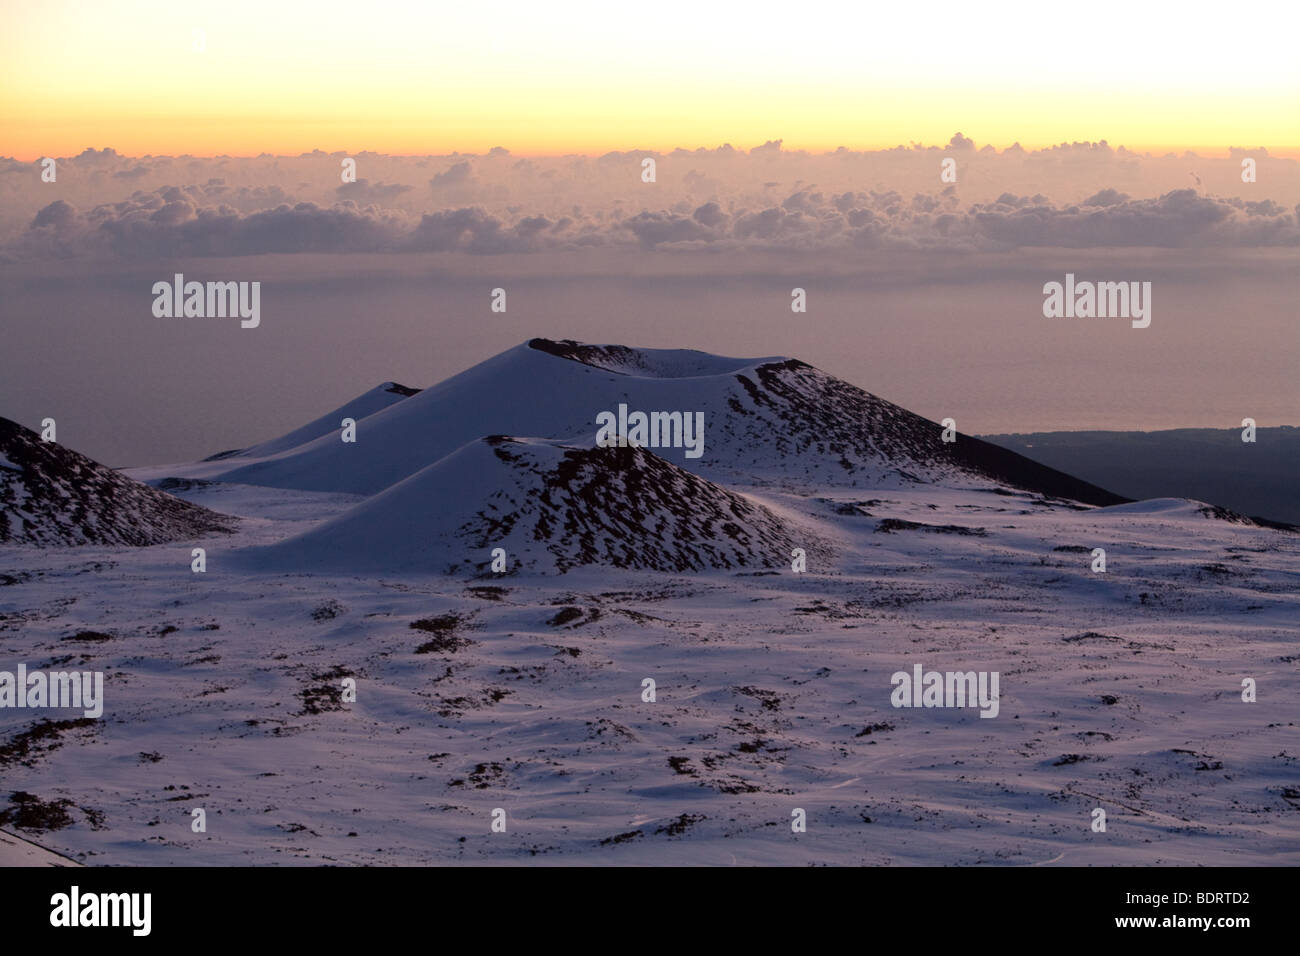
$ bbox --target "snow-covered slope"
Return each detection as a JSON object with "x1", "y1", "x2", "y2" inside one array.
[
  {"x1": 181, "y1": 339, "x2": 1124, "y2": 505},
  {"x1": 0, "y1": 417, "x2": 235, "y2": 546},
  {"x1": 3, "y1": 477, "x2": 1294, "y2": 866},
  {"x1": 131, "y1": 381, "x2": 422, "y2": 484},
  {"x1": 232, "y1": 381, "x2": 420, "y2": 459},
  {"x1": 1, "y1": 338, "x2": 1294, "y2": 867},
  {"x1": 1094, "y1": 497, "x2": 1280, "y2": 526},
  {"x1": 247, "y1": 436, "x2": 824, "y2": 574},
  {"x1": 0, "y1": 829, "x2": 81, "y2": 867}
]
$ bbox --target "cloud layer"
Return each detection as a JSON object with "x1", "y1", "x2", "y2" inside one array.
[{"x1": 4, "y1": 138, "x2": 1298, "y2": 259}]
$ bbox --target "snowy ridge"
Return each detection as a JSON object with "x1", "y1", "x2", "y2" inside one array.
[
  {"x1": 0, "y1": 417, "x2": 235, "y2": 547},
  {"x1": 709, "y1": 356, "x2": 1124, "y2": 500},
  {"x1": 526, "y1": 337, "x2": 783, "y2": 378},
  {"x1": 1094, "y1": 497, "x2": 1287, "y2": 528},
  {"x1": 135, "y1": 380, "x2": 422, "y2": 481},
  {"x1": 236, "y1": 381, "x2": 421, "y2": 460}
]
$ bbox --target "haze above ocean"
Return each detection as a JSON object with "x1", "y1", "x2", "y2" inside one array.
[{"x1": 1, "y1": 249, "x2": 1295, "y2": 467}]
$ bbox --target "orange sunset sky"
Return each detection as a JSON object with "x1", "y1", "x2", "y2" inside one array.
[{"x1": 3, "y1": 0, "x2": 1297, "y2": 159}]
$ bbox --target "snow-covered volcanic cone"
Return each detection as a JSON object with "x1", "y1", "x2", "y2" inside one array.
[
  {"x1": 150, "y1": 338, "x2": 1124, "y2": 501},
  {"x1": 244, "y1": 435, "x2": 827, "y2": 574},
  {"x1": 0, "y1": 417, "x2": 234, "y2": 547}
]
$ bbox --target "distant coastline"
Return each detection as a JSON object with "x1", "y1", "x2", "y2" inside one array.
[{"x1": 981, "y1": 427, "x2": 1300, "y2": 526}]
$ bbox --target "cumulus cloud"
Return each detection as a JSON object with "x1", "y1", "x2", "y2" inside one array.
[
  {"x1": 623, "y1": 211, "x2": 715, "y2": 248},
  {"x1": 336, "y1": 179, "x2": 413, "y2": 203},
  {"x1": 430, "y1": 161, "x2": 474, "y2": 190},
  {"x1": 1081, "y1": 188, "x2": 1129, "y2": 207},
  {"x1": 71, "y1": 147, "x2": 121, "y2": 164},
  {"x1": 31, "y1": 199, "x2": 79, "y2": 231},
  {"x1": 692, "y1": 201, "x2": 726, "y2": 227},
  {"x1": 404, "y1": 207, "x2": 550, "y2": 253},
  {"x1": 20, "y1": 196, "x2": 408, "y2": 258},
  {"x1": 971, "y1": 189, "x2": 1242, "y2": 247}
]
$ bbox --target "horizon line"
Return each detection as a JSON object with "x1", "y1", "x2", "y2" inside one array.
[{"x1": 7, "y1": 140, "x2": 1299, "y2": 164}]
